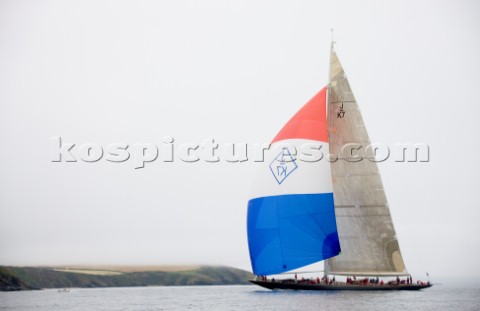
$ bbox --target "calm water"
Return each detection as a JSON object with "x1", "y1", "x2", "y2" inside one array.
[{"x1": 1, "y1": 281, "x2": 479, "y2": 311}]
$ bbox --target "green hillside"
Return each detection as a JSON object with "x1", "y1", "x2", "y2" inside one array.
[
  {"x1": 0, "y1": 266, "x2": 38, "y2": 291},
  {"x1": 0, "y1": 266, "x2": 253, "y2": 291}
]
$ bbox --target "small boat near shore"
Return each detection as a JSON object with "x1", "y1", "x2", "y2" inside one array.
[{"x1": 57, "y1": 288, "x2": 70, "y2": 293}]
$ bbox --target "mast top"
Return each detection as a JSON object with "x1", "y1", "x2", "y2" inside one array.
[{"x1": 330, "y1": 28, "x2": 336, "y2": 51}]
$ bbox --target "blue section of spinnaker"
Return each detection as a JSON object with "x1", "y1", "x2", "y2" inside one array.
[{"x1": 247, "y1": 193, "x2": 341, "y2": 276}]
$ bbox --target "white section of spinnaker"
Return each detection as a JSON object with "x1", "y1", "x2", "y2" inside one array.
[{"x1": 248, "y1": 139, "x2": 333, "y2": 201}]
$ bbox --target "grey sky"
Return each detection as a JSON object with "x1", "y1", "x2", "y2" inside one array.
[{"x1": 0, "y1": 0, "x2": 479, "y2": 278}]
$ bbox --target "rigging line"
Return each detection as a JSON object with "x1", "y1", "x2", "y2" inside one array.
[
  {"x1": 279, "y1": 270, "x2": 324, "y2": 275},
  {"x1": 345, "y1": 206, "x2": 389, "y2": 208},
  {"x1": 336, "y1": 215, "x2": 392, "y2": 218}
]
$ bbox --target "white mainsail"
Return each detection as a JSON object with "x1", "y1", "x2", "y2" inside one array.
[{"x1": 326, "y1": 48, "x2": 408, "y2": 276}]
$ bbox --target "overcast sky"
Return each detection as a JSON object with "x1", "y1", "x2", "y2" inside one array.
[{"x1": 0, "y1": 0, "x2": 479, "y2": 278}]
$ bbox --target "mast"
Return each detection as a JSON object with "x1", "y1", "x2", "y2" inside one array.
[
  {"x1": 324, "y1": 28, "x2": 335, "y2": 279},
  {"x1": 327, "y1": 28, "x2": 335, "y2": 92}
]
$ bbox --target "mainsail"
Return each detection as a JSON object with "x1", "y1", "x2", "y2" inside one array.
[
  {"x1": 325, "y1": 48, "x2": 408, "y2": 276},
  {"x1": 247, "y1": 87, "x2": 341, "y2": 276}
]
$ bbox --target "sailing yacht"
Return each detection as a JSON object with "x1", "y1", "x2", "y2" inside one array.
[{"x1": 246, "y1": 43, "x2": 431, "y2": 291}]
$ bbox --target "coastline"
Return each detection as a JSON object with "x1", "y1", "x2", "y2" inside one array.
[{"x1": 0, "y1": 265, "x2": 253, "y2": 291}]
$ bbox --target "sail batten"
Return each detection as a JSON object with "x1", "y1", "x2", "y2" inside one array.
[{"x1": 326, "y1": 50, "x2": 407, "y2": 275}]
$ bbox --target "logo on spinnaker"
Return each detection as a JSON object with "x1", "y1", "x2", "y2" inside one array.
[{"x1": 269, "y1": 148, "x2": 298, "y2": 184}]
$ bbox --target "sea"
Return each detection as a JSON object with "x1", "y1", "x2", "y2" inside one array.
[{"x1": 1, "y1": 280, "x2": 479, "y2": 311}]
